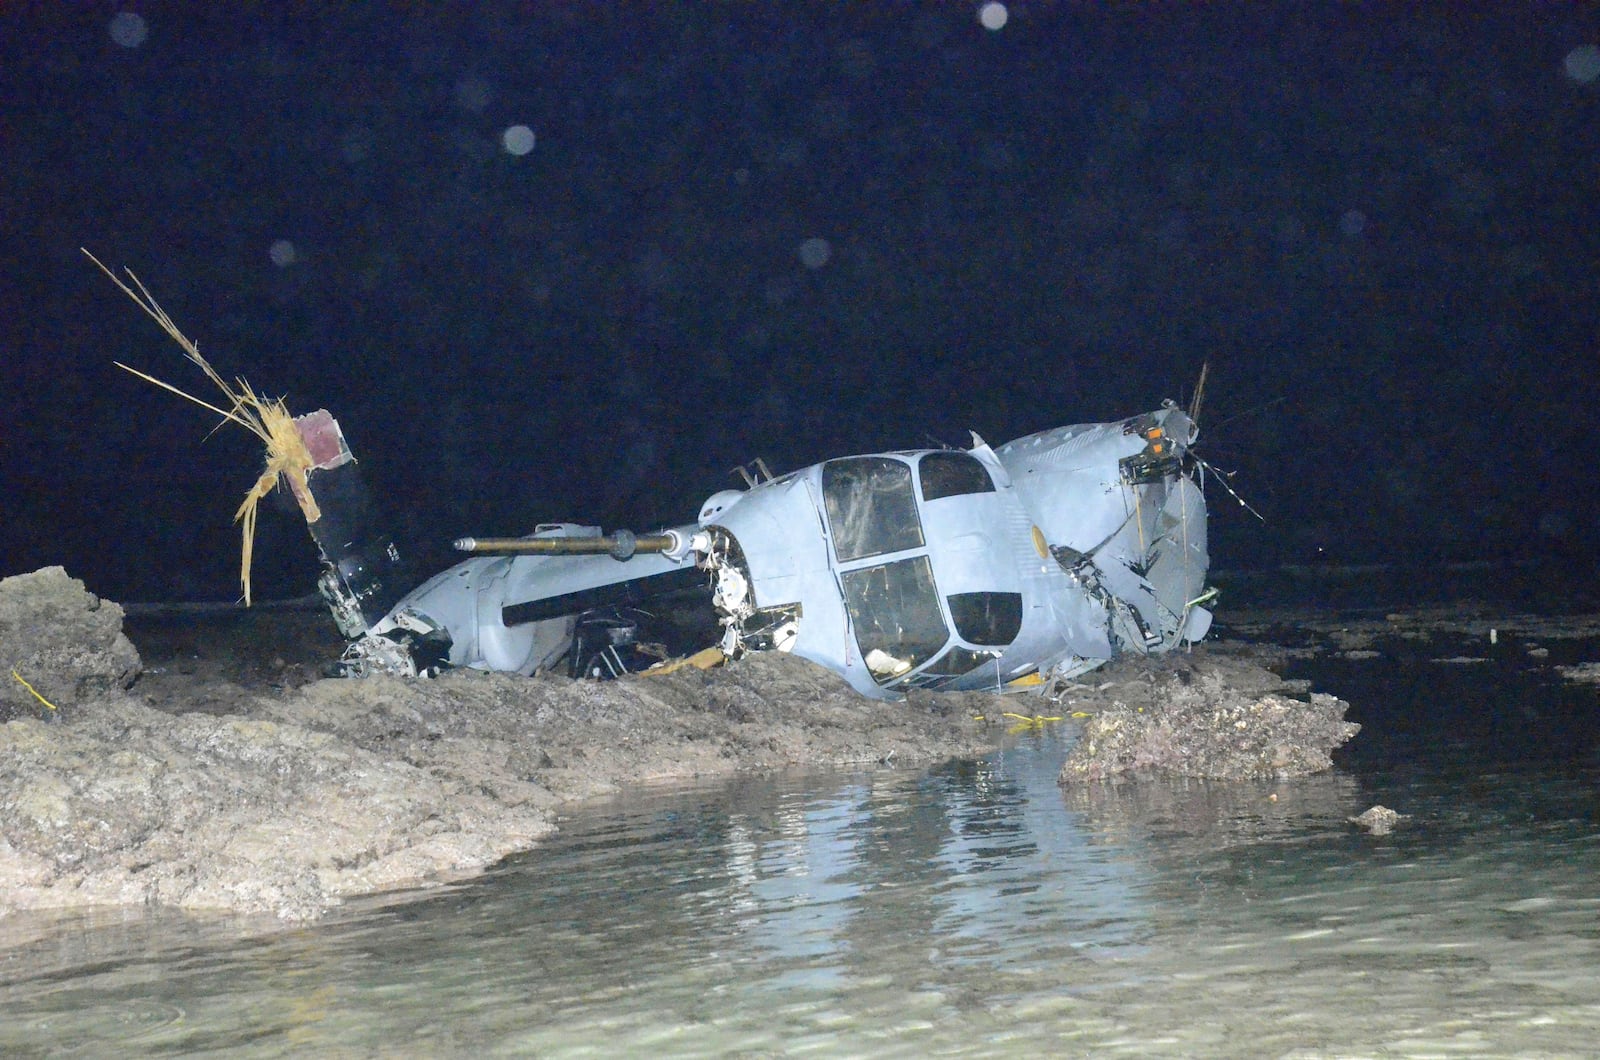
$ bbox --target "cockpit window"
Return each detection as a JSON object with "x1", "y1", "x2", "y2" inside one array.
[
  {"x1": 822, "y1": 456, "x2": 924, "y2": 562},
  {"x1": 918, "y1": 451, "x2": 996, "y2": 501},
  {"x1": 947, "y1": 591, "x2": 1023, "y2": 646},
  {"x1": 841, "y1": 556, "x2": 949, "y2": 684}
]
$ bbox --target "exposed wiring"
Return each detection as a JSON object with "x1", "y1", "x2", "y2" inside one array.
[{"x1": 1195, "y1": 456, "x2": 1266, "y2": 522}]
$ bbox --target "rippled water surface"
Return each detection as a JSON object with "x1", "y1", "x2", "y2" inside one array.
[{"x1": 3, "y1": 644, "x2": 1599, "y2": 1057}]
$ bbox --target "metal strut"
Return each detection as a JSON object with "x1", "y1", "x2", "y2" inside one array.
[{"x1": 454, "y1": 531, "x2": 679, "y2": 560}]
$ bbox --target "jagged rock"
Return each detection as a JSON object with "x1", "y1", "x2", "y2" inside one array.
[
  {"x1": 0, "y1": 567, "x2": 140, "y2": 721},
  {"x1": 1058, "y1": 656, "x2": 1360, "y2": 782}
]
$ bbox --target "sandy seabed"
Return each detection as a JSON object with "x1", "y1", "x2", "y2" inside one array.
[{"x1": 1, "y1": 566, "x2": 1360, "y2": 921}]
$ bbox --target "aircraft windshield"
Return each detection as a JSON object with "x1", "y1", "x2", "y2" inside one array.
[
  {"x1": 822, "y1": 456, "x2": 924, "y2": 562},
  {"x1": 917, "y1": 451, "x2": 995, "y2": 501},
  {"x1": 840, "y1": 556, "x2": 950, "y2": 684}
]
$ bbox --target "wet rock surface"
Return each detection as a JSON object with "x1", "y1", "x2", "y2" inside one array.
[
  {"x1": 2, "y1": 568, "x2": 1366, "y2": 921},
  {"x1": 1349, "y1": 805, "x2": 1409, "y2": 835}
]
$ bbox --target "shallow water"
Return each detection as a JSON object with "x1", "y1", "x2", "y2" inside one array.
[{"x1": 3, "y1": 645, "x2": 1599, "y2": 1057}]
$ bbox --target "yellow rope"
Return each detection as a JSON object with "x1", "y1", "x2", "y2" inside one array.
[
  {"x1": 10, "y1": 669, "x2": 57, "y2": 712},
  {"x1": 971, "y1": 710, "x2": 1068, "y2": 734},
  {"x1": 1001, "y1": 711, "x2": 1063, "y2": 724}
]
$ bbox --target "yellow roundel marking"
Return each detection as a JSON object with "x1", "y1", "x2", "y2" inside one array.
[{"x1": 1031, "y1": 525, "x2": 1048, "y2": 558}]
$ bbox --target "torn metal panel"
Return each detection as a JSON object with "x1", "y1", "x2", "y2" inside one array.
[{"x1": 291, "y1": 411, "x2": 414, "y2": 636}]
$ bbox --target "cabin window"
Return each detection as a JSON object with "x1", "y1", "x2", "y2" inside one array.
[
  {"x1": 947, "y1": 591, "x2": 1023, "y2": 646},
  {"x1": 822, "y1": 456, "x2": 924, "y2": 562},
  {"x1": 841, "y1": 556, "x2": 949, "y2": 684},
  {"x1": 917, "y1": 451, "x2": 996, "y2": 501}
]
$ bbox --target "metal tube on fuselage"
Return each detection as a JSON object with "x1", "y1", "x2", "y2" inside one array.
[{"x1": 453, "y1": 531, "x2": 679, "y2": 559}]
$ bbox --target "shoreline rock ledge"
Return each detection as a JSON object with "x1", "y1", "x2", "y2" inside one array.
[
  {"x1": 0, "y1": 566, "x2": 1361, "y2": 922},
  {"x1": 1058, "y1": 656, "x2": 1360, "y2": 783},
  {"x1": 0, "y1": 567, "x2": 997, "y2": 921}
]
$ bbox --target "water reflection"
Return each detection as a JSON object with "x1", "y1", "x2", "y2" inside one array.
[{"x1": 2, "y1": 725, "x2": 1599, "y2": 1055}]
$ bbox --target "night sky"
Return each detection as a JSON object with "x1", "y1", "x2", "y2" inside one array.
[{"x1": 4, "y1": 3, "x2": 1599, "y2": 605}]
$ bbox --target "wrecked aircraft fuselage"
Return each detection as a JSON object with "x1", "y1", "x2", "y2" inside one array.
[
  {"x1": 303, "y1": 401, "x2": 1212, "y2": 701},
  {"x1": 84, "y1": 253, "x2": 1209, "y2": 696}
]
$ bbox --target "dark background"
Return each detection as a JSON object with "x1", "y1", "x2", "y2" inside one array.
[{"x1": 4, "y1": 3, "x2": 1598, "y2": 605}]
